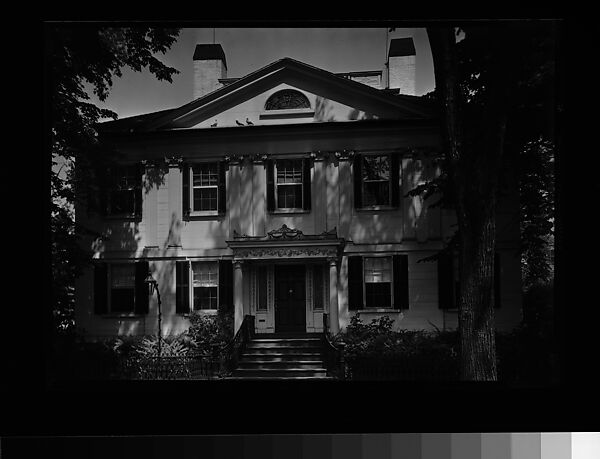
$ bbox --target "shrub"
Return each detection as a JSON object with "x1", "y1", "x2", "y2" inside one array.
[
  {"x1": 185, "y1": 309, "x2": 234, "y2": 358},
  {"x1": 337, "y1": 315, "x2": 459, "y2": 380}
]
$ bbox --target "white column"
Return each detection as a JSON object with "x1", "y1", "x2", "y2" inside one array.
[
  {"x1": 233, "y1": 260, "x2": 244, "y2": 334},
  {"x1": 328, "y1": 257, "x2": 340, "y2": 334}
]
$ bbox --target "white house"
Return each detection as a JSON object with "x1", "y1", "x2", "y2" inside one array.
[{"x1": 74, "y1": 38, "x2": 523, "y2": 341}]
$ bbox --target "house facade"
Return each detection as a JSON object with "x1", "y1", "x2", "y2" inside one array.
[{"x1": 74, "y1": 39, "x2": 523, "y2": 340}]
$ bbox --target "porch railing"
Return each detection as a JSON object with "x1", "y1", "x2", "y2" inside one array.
[
  {"x1": 322, "y1": 313, "x2": 346, "y2": 380},
  {"x1": 219, "y1": 314, "x2": 255, "y2": 375}
]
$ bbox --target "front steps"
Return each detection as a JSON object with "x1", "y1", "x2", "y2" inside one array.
[{"x1": 228, "y1": 334, "x2": 334, "y2": 380}]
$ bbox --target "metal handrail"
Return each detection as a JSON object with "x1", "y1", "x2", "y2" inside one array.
[{"x1": 219, "y1": 314, "x2": 255, "y2": 374}]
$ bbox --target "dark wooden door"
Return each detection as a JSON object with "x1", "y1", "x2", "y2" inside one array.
[{"x1": 275, "y1": 265, "x2": 306, "y2": 333}]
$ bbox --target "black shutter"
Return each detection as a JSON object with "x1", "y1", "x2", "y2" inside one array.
[
  {"x1": 438, "y1": 253, "x2": 454, "y2": 309},
  {"x1": 393, "y1": 254, "x2": 409, "y2": 309},
  {"x1": 353, "y1": 154, "x2": 362, "y2": 209},
  {"x1": 176, "y1": 261, "x2": 190, "y2": 314},
  {"x1": 494, "y1": 252, "x2": 501, "y2": 309},
  {"x1": 182, "y1": 163, "x2": 190, "y2": 220},
  {"x1": 99, "y1": 166, "x2": 109, "y2": 216},
  {"x1": 391, "y1": 153, "x2": 400, "y2": 207},
  {"x1": 218, "y1": 161, "x2": 227, "y2": 215},
  {"x1": 219, "y1": 260, "x2": 233, "y2": 312},
  {"x1": 348, "y1": 256, "x2": 364, "y2": 310},
  {"x1": 266, "y1": 159, "x2": 275, "y2": 212},
  {"x1": 134, "y1": 261, "x2": 149, "y2": 314},
  {"x1": 302, "y1": 158, "x2": 312, "y2": 211},
  {"x1": 94, "y1": 264, "x2": 108, "y2": 314},
  {"x1": 134, "y1": 163, "x2": 143, "y2": 218}
]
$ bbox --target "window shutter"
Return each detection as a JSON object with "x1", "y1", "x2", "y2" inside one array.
[
  {"x1": 99, "y1": 166, "x2": 109, "y2": 216},
  {"x1": 266, "y1": 159, "x2": 275, "y2": 212},
  {"x1": 134, "y1": 261, "x2": 149, "y2": 314},
  {"x1": 438, "y1": 253, "x2": 454, "y2": 309},
  {"x1": 219, "y1": 260, "x2": 233, "y2": 312},
  {"x1": 218, "y1": 161, "x2": 227, "y2": 215},
  {"x1": 176, "y1": 261, "x2": 190, "y2": 314},
  {"x1": 181, "y1": 163, "x2": 190, "y2": 220},
  {"x1": 353, "y1": 154, "x2": 362, "y2": 208},
  {"x1": 393, "y1": 254, "x2": 409, "y2": 309},
  {"x1": 391, "y1": 153, "x2": 400, "y2": 207},
  {"x1": 135, "y1": 163, "x2": 143, "y2": 218},
  {"x1": 347, "y1": 256, "x2": 364, "y2": 310},
  {"x1": 94, "y1": 264, "x2": 108, "y2": 314},
  {"x1": 494, "y1": 252, "x2": 501, "y2": 309},
  {"x1": 302, "y1": 158, "x2": 312, "y2": 211}
]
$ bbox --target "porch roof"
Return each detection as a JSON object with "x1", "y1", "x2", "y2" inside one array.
[{"x1": 226, "y1": 224, "x2": 345, "y2": 261}]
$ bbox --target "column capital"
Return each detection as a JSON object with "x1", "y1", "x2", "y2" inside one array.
[
  {"x1": 327, "y1": 257, "x2": 338, "y2": 267},
  {"x1": 233, "y1": 259, "x2": 244, "y2": 269}
]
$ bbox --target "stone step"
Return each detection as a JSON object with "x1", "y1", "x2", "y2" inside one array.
[
  {"x1": 246, "y1": 342, "x2": 322, "y2": 349},
  {"x1": 241, "y1": 352, "x2": 322, "y2": 360},
  {"x1": 251, "y1": 337, "x2": 322, "y2": 343},
  {"x1": 238, "y1": 361, "x2": 325, "y2": 370},
  {"x1": 232, "y1": 368, "x2": 328, "y2": 378},
  {"x1": 224, "y1": 375, "x2": 334, "y2": 380}
]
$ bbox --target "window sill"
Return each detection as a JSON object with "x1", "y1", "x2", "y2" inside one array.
[
  {"x1": 105, "y1": 214, "x2": 142, "y2": 221},
  {"x1": 355, "y1": 206, "x2": 398, "y2": 213},
  {"x1": 270, "y1": 209, "x2": 310, "y2": 215},
  {"x1": 178, "y1": 311, "x2": 218, "y2": 318},
  {"x1": 99, "y1": 314, "x2": 144, "y2": 318},
  {"x1": 184, "y1": 212, "x2": 224, "y2": 221},
  {"x1": 357, "y1": 308, "x2": 401, "y2": 313}
]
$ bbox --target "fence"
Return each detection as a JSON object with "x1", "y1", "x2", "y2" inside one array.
[{"x1": 117, "y1": 355, "x2": 221, "y2": 380}]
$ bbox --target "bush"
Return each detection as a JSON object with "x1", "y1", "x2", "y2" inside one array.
[
  {"x1": 185, "y1": 309, "x2": 234, "y2": 358},
  {"x1": 337, "y1": 315, "x2": 459, "y2": 380}
]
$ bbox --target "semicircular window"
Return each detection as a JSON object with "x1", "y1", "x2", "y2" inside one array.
[{"x1": 264, "y1": 89, "x2": 311, "y2": 110}]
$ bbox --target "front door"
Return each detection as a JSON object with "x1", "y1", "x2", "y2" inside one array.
[{"x1": 274, "y1": 265, "x2": 306, "y2": 333}]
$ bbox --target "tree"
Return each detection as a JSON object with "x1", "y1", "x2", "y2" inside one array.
[
  {"x1": 47, "y1": 26, "x2": 181, "y2": 336},
  {"x1": 425, "y1": 22, "x2": 557, "y2": 380}
]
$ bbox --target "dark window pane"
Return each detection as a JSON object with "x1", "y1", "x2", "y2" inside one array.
[
  {"x1": 110, "y1": 190, "x2": 135, "y2": 214},
  {"x1": 193, "y1": 163, "x2": 219, "y2": 186},
  {"x1": 362, "y1": 156, "x2": 390, "y2": 181},
  {"x1": 111, "y1": 288, "x2": 135, "y2": 313},
  {"x1": 363, "y1": 181, "x2": 390, "y2": 206},
  {"x1": 365, "y1": 283, "x2": 391, "y2": 308},
  {"x1": 194, "y1": 287, "x2": 218, "y2": 310},
  {"x1": 277, "y1": 184, "x2": 302, "y2": 208},
  {"x1": 276, "y1": 159, "x2": 303, "y2": 184},
  {"x1": 193, "y1": 188, "x2": 218, "y2": 211}
]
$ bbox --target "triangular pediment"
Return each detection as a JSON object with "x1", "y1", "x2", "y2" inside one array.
[{"x1": 128, "y1": 58, "x2": 435, "y2": 132}]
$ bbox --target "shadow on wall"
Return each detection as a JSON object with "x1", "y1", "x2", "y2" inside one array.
[
  {"x1": 315, "y1": 97, "x2": 335, "y2": 122},
  {"x1": 144, "y1": 162, "x2": 167, "y2": 193}
]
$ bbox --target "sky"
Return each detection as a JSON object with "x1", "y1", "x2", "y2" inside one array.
[{"x1": 89, "y1": 27, "x2": 435, "y2": 120}]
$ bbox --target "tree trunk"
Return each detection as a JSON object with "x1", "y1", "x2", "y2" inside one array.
[{"x1": 427, "y1": 26, "x2": 514, "y2": 380}]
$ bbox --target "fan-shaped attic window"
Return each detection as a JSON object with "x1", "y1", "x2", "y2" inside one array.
[{"x1": 265, "y1": 90, "x2": 310, "y2": 110}]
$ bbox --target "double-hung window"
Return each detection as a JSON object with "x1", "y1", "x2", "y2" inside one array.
[
  {"x1": 110, "y1": 264, "x2": 136, "y2": 313},
  {"x1": 362, "y1": 155, "x2": 391, "y2": 207},
  {"x1": 364, "y1": 257, "x2": 393, "y2": 308},
  {"x1": 353, "y1": 153, "x2": 400, "y2": 209},
  {"x1": 275, "y1": 159, "x2": 304, "y2": 209},
  {"x1": 192, "y1": 163, "x2": 219, "y2": 212},
  {"x1": 106, "y1": 164, "x2": 142, "y2": 217},
  {"x1": 192, "y1": 261, "x2": 219, "y2": 311}
]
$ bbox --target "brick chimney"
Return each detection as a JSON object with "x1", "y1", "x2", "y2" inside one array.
[
  {"x1": 387, "y1": 37, "x2": 416, "y2": 95},
  {"x1": 193, "y1": 44, "x2": 227, "y2": 99}
]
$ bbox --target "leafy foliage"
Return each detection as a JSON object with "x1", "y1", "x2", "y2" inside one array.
[
  {"x1": 48, "y1": 26, "x2": 180, "y2": 335},
  {"x1": 184, "y1": 310, "x2": 234, "y2": 358},
  {"x1": 336, "y1": 315, "x2": 459, "y2": 380}
]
